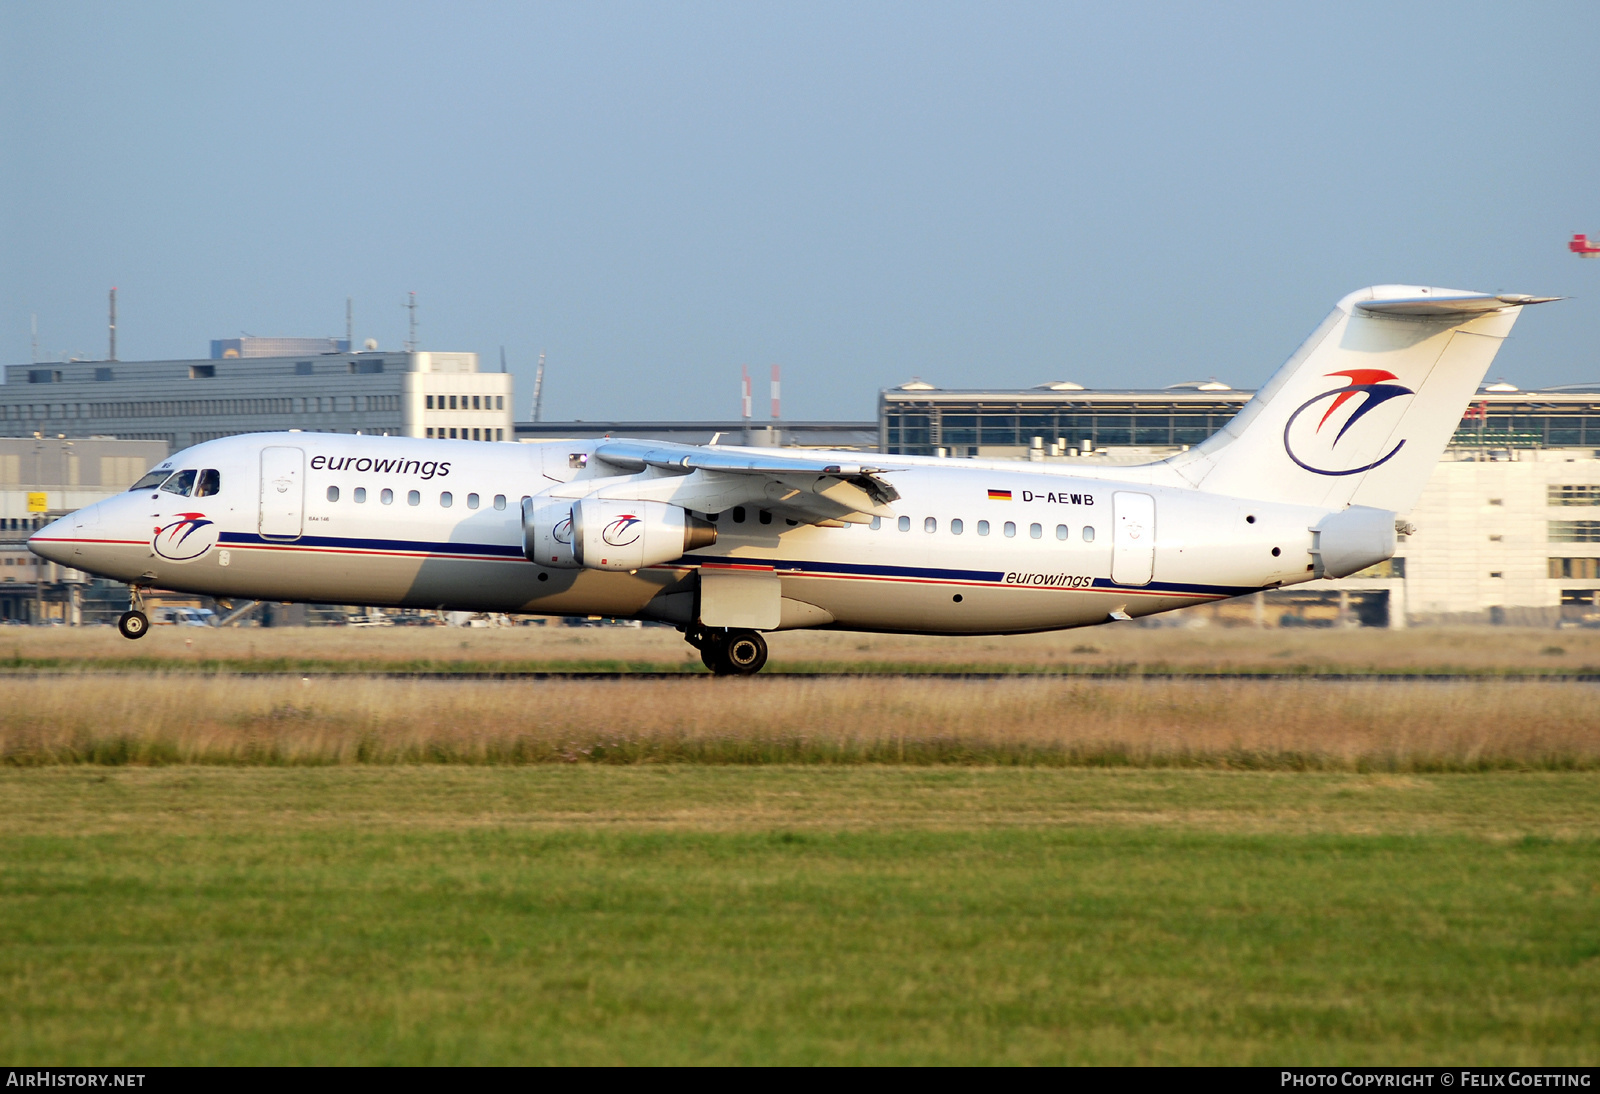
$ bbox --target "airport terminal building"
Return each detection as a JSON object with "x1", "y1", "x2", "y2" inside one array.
[
  {"x1": 879, "y1": 380, "x2": 1600, "y2": 627},
  {"x1": 1, "y1": 349, "x2": 514, "y2": 450}
]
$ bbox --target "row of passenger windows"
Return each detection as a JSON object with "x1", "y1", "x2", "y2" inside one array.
[
  {"x1": 128, "y1": 468, "x2": 223, "y2": 496},
  {"x1": 425, "y1": 427, "x2": 504, "y2": 440},
  {"x1": 699, "y1": 506, "x2": 1096, "y2": 542},
  {"x1": 871, "y1": 514, "x2": 1096, "y2": 542},
  {"x1": 325, "y1": 485, "x2": 509, "y2": 510},
  {"x1": 425, "y1": 395, "x2": 503, "y2": 411}
]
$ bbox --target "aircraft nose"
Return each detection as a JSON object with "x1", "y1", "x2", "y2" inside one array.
[{"x1": 28, "y1": 515, "x2": 77, "y2": 566}]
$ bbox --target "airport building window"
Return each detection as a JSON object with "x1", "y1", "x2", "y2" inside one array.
[
  {"x1": 473, "y1": 396, "x2": 481, "y2": 410},
  {"x1": 1550, "y1": 521, "x2": 1600, "y2": 543},
  {"x1": 426, "y1": 396, "x2": 435, "y2": 409},
  {"x1": 473, "y1": 428, "x2": 481, "y2": 440},
  {"x1": 1561, "y1": 589, "x2": 1598, "y2": 606},
  {"x1": 977, "y1": 520, "x2": 990, "y2": 536},
  {"x1": 496, "y1": 429, "x2": 504, "y2": 440},
  {"x1": 898, "y1": 516, "x2": 910, "y2": 532},
  {"x1": 951, "y1": 518, "x2": 964, "y2": 535},
  {"x1": 1083, "y1": 526, "x2": 1096, "y2": 543},
  {"x1": 467, "y1": 493, "x2": 479, "y2": 509},
  {"x1": 440, "y1": 491, "x2": 453, "y2": 508},
  {"x1": 407, "y1": 490, "x2": 420, "y2": 506},
  {"x1": 189, "y1": 365, "x2": 215, "y2": 379},
  {"x1": 1550, "y1": 485, "x2": 1600, "y2": 506},
  {"x1": 1549, "y1": 557, "x2": 1600, "y2": 579},
  {"x1": 1030, "y1": 523, "x2": 1042, "y2": 539},
  {"x1": 1004, "y1": 522, "x2": 1016, "y2": 538},
  {"x1": 496, "y1": 396, "x2": 504, "y2": 410},
  {"x1": 449, "y1": 396, "x2": 458, "y2": 410},
  {"x1": 493, "y1": 495, "x2": 506, "y2": 511},
  {"x1": 1056, "y1": 524, "x2": 1068, "y2": 540},
  {"x1": 327, "y1": 486, "x2": 340, "y2": 502},
  {"x1": 382, "y1": 488, "x2": 394, "y2": 505},
  {"x1": 295, "y1": 362, "x2": 314, "y2": 375},
  {"x1": 354, "y1": 487, "x2": 367, "y2": 503},
  {"x1": 426, "y1": 428, "x2": 434, "y2": 438}
]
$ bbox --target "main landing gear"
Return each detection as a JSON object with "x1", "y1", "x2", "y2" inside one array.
[
  {"x1": 117, "y1": 587, "x2": 149, "y2": 640},
  {"x1": 685, "y1": 626, "x2": 768, "y2": 676}
]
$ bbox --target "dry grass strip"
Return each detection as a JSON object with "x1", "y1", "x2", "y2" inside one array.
[{"x1": 1, "y1": 675, "x2": 1597, "y2": 770}]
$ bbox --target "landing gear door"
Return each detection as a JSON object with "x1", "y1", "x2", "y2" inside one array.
[
  {"x1": 259, "y1": 446, "x2": 305, "y2": 541},
  {"x1": 1111, "y1": 491, "x2": 1155, "y2": 587}
]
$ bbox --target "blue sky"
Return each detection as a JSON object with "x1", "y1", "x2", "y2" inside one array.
[{"x1": 4, "y1": 2, "x2": 1598, "y2": 420}]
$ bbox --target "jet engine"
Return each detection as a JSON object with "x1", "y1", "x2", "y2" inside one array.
[
  {"x1": 522, "y1": 499, "x2": 580, "y2": 568},
  {"x1": 570, "y1": 498, "x2": 716, "y2": 572}
]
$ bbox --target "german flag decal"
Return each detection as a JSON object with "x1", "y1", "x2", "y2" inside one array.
[{"x1": 987, "y1": 489, "x2": 1012, "y2": 501}]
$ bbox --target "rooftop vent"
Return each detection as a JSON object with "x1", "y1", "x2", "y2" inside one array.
[
  {"x1": 1165, "y1": 379, "x2": 1232, "y2": 391},
  {"x1": 1481, "y1": 379, "x2": 1519, "y2": 393},
  {"x1": 1033, "y1": 380, "x2": 1085, "y2": 391},
  {"x1": 897, "y1": 378, "x2": 937, "y2": 391}
]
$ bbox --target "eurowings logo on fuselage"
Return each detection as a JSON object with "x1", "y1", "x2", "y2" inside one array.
[
  {"x1": 152, "y1": 512, "x2": 219, "y2": 562},
  {"x1": 1282, "y1": 369, "x2": 1415, "y2": 477}
]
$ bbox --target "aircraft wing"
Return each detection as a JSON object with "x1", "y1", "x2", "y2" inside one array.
[{"x1": 541, "y1": 438, "x2": 903, "y2": 524}]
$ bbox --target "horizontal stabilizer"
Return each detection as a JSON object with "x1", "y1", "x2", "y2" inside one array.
[{"x1": 1357, "y1": 293, "x2": 1560, "y2": 317}]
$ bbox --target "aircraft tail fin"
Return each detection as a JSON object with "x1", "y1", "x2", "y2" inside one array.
[{"x1": 1166, "y1": 286, "x2": 1555, "y2": 514}]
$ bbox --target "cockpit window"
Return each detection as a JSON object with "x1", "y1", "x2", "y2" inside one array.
[
  {"x1": 195, "y1": 469, "x2": 221, "y2": 497},
  {"x1": 160, "y1": 470, "x2": 198, "y2": 496},
  {"x1": 129, "y1": 469, "x2": 171, "y2": 492}
]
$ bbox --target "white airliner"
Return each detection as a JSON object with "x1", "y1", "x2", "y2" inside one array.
[{"x1": 29, "y1": 286, "x2": 1552, "y2": 673}]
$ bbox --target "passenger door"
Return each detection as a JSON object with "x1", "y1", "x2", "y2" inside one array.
[
  {"x1": 1111, "y1": 491, "x2": 1155, "y2": 586},
  {"x1": 259, "y1": 446, "x2": 305, "y2": 540}
]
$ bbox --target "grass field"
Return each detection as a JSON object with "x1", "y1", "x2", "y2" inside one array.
[
  {"x1": 3, "y1": 767, "x2": 1597, "y2": 1065},
  {"x1": 2, "y1": 675, "x2": 1598, "y2": 771},
  {"x1": 3, "y1": 629, "x2": 1596, "y2": 1063},
  {"x1": 8, "y1": 622, "x2": 1600, "y2": 675}
]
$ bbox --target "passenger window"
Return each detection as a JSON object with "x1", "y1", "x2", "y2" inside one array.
[
  {"x1": 977, "y1": 520, "x2": 990, "y2": 536},
  {"x1": 898, "y1": 516, "x2": 911, "y2": 532},
  {"x1": 195, "y1": 469, "x2": 221, "y2": 497},
  {"x1": 494, "y1": 495, "x2": 506, "y2": 511},
  {"x1": 407, "y1": 490, "x2": 420, "y2": 506},
  {"x1": 160, "y1": 469, "x2": 197, "y2": 496},
  {"x1": 1055, "y1": 524, "x2": 1068, "y2": 540},
  {"x1": 381, "y1": 488, "x2": 394, "y2": 505},
  {"x1": 129, "y1": 469, "x2": 172, "y2": 492},
  {"x1": 467, "y1": 493, "x2": 480, "y2": 509},
  {"x1": 354, "y1": 487, "x2": 367, "y2": 503},
  {"x1": 951, "y1": 518, "x2": 964, "y2": 535},
  {"x1": 1004, "y1": 521, "x2": 1016, "y2": 538},
  {"x1": 1030, "y1": 523, "x2": 1042, "y2": 539},
  {"x1": 870, "y1": 516, "x2": 881, "y2": 530},
  {"x1": 1083, "y1": 526, "x2": 1096, "y2": 543},
  {"x1": 327, "y1": 486, "x2": 340, "y2": 502},
  {"x1": 924, "y1": 517, "x2": 937, "y2": 533},
  {"x1": 440, "y1": 491, "x2": 453, "y2": 508}
]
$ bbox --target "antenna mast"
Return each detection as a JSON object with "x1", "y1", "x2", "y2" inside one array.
[
  {"x1": 108, "y1": 287, "x2": 117, "y2": 361},
  {"x1": 30, "y1": 314, "x2": 38, "y2": 364},
  {"x1": 404, "y1": 292, "x2": 417, "y2": 352},
  {"x1": 346, "y1": 297, "x2": 353, "y2": 351},
  {"x1": 532, "y1": 350, "x2": 546, "y2": 422}
]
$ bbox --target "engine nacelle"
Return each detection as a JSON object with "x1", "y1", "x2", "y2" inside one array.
[
  {"x1": 571, "y1": 498, "x2": 716, "y2": 571},
  {"x1": 522, "y1": 499, "x2": 580, "y2": 568}
]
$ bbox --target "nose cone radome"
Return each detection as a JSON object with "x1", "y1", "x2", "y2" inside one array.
[{"x1": 27, "y1": 515, "x2": 76, "y2": 565}]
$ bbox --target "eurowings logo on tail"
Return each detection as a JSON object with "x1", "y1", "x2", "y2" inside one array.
[
  {"x1": 1283, "y1": 369, "x2": 1415, "y2": 477},
  {"x1": 152, "y1": 512, "x2": 219, "y2": 562}
]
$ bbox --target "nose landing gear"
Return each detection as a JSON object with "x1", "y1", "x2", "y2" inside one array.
[
  {"x1": 117, "y1": 587, "x2": 150, "y2": 640},
  {"x1": 685, "y1": 626, "x2": 769, "y2": 675}
]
